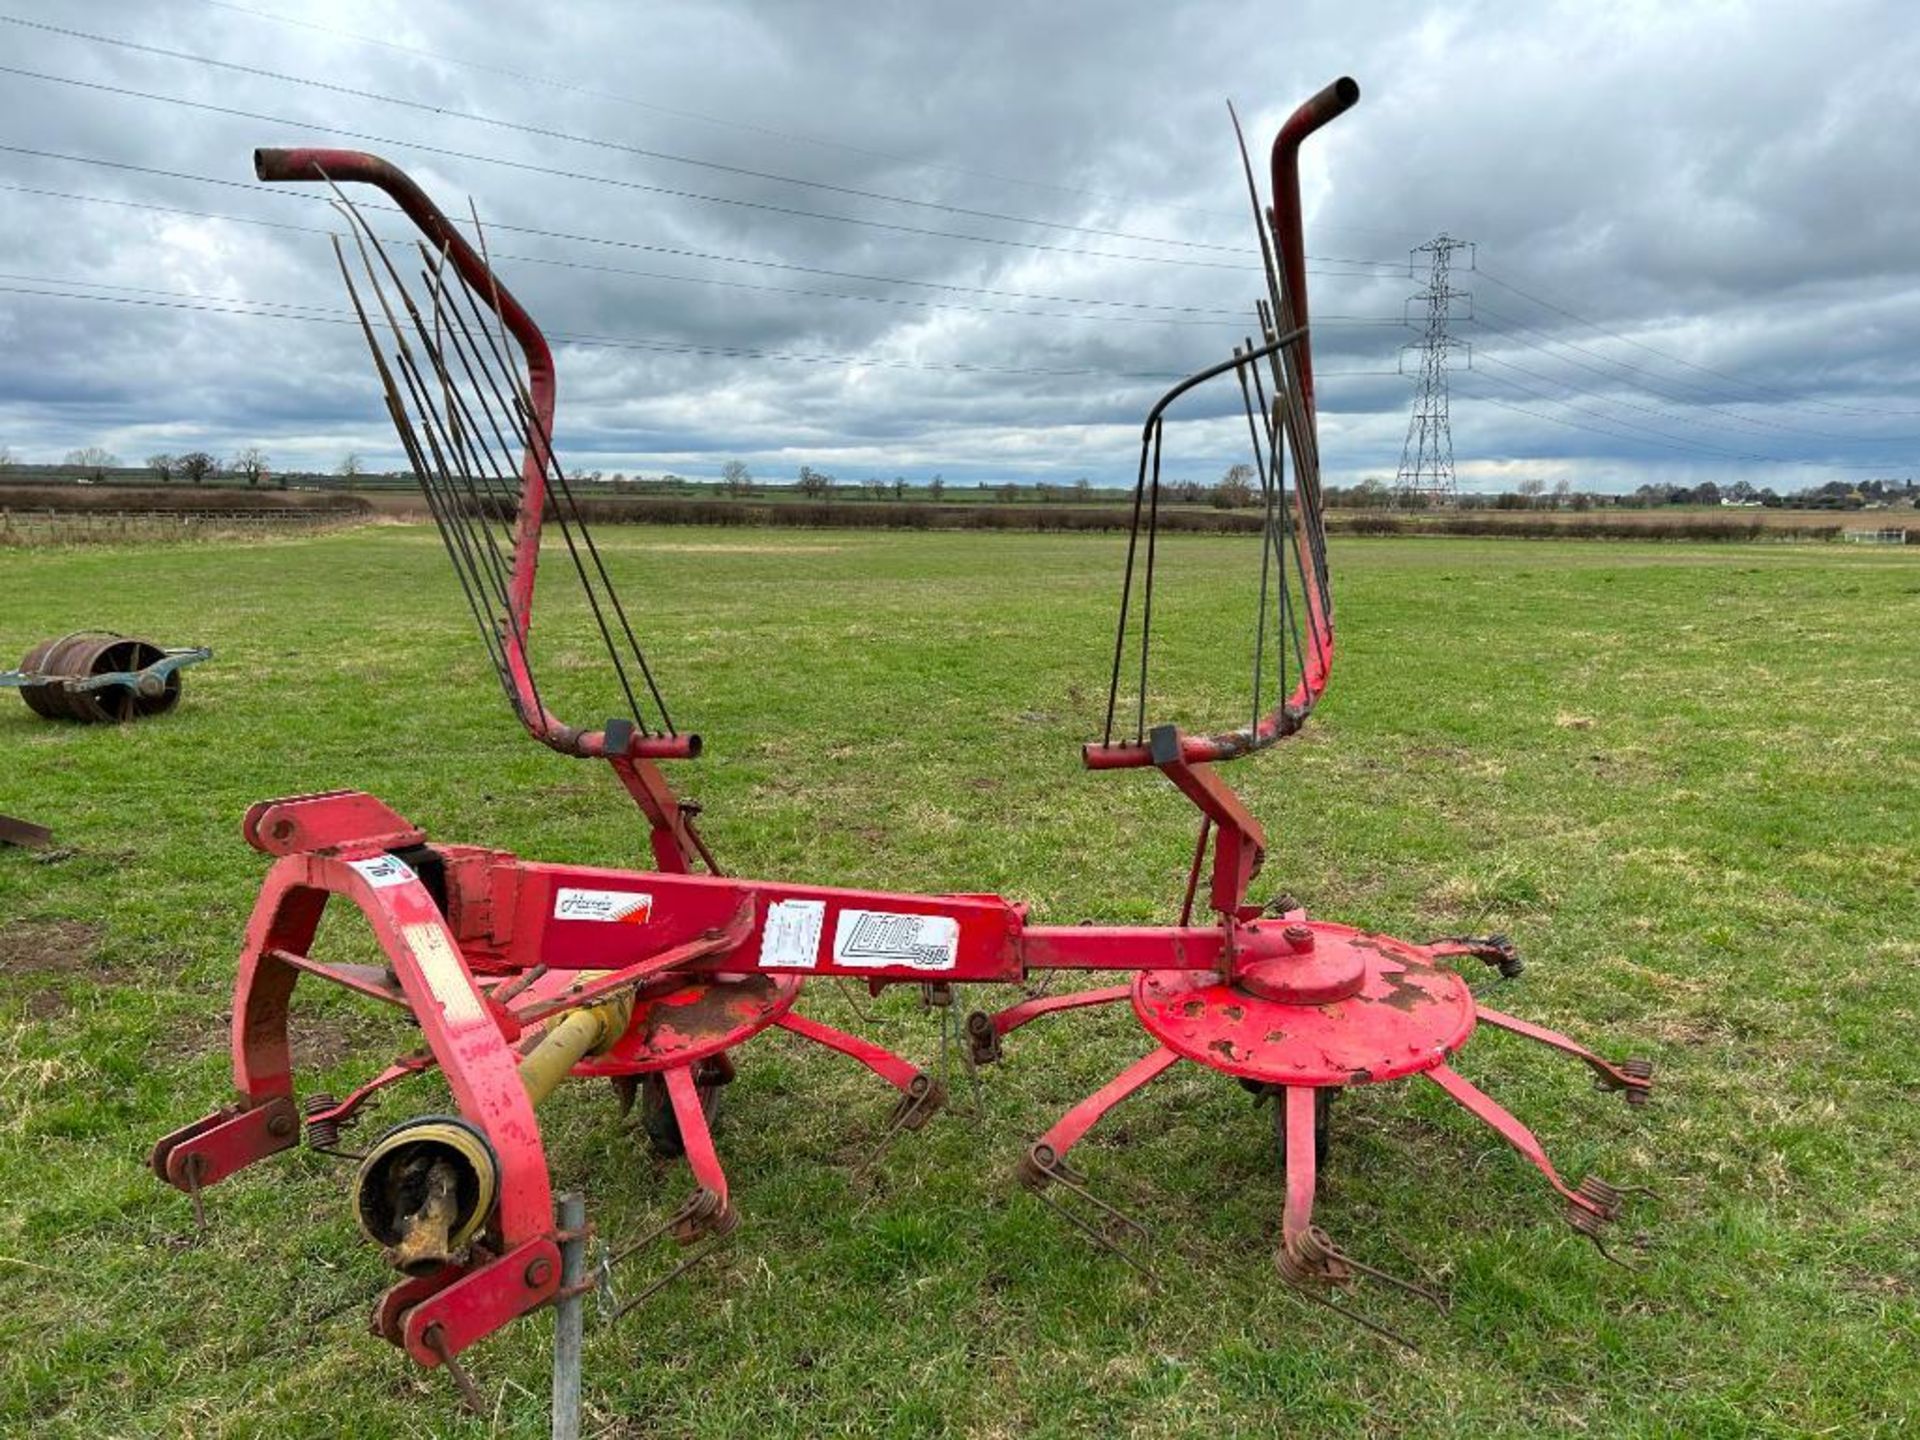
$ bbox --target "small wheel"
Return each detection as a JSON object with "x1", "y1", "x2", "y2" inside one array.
[
  {"x1": 639, "y1": 1056, "x2": 734, "y2": 1159},
  {"x1": 1272, "y1": 1088, "x2": 1334, "y2": 1167}
]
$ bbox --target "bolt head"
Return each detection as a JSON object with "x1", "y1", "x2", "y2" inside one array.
[
  {"x1": 1282, "y1": 923, "x2": 1314, "y2": 947},
  {"x1": 524, "y1": 1257, "x2": 554, "y2": 1288},
  {"x1": 267, "y1": 1111, "x2": 296, "y2": 1138}
]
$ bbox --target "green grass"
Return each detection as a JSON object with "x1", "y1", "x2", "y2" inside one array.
[{"x1": 1, "y1": 526, "x2": 1916, "y2": 1438}]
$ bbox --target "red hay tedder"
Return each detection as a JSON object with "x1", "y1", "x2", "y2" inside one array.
[{"x1": 151, "y1": 79, "x2": 1653, "y2": 1397}]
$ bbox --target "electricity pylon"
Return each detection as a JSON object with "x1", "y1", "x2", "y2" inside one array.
[{"x1": 1395, "y1": 234, "x2": 1473, "y2": 505}]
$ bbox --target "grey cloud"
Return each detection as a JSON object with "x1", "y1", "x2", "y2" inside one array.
[{"x1": 0, "y1": 0, "x2": 1913, "y2": 489}]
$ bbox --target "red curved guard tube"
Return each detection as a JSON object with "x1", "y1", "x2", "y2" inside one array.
[
  {"x1": 1269, "y1": 77, "x2": 1359, "y2": 420},
  {"x1": 252, "y1": 147, "x2": 695, "y2": 764},
  {"x1": 1084, "y1": 80, "x2": 1357, "y2": 774}
]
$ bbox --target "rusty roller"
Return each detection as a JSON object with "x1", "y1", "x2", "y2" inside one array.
[{"x1": 4, "y1": 632, "x2": 212, "y2": 723}]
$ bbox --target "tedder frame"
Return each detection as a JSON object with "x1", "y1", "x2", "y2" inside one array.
[{"x1": 151, "y1": 78, "x2": 1655, "y2": 1395}]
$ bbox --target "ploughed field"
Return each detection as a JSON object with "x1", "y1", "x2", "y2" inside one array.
[{"x1": 1, "y1": 526, "x2": 1915, "y2": 1438}]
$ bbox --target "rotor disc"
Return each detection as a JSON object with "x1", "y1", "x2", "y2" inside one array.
[
  {"x1": 572, "y1": 973, "x2": 802, "y2": 1075},
  {"x1": 1133, "y1": 922, "x2": 1474, "y2": 1087}
]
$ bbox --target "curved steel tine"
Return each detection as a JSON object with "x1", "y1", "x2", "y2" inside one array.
[{"x1": 1292, "y1": 1284, "x2": 1420, "y2": 1353}]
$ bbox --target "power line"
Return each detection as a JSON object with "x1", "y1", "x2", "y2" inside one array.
[
  {"x1": 192, "y1": 0, "x2": 1425, "y2": 243},
  {"x1": 0, "y1": 179, "x2": 1413, "y2": 334},
  {"x1": 1464, "y1": 364, "x2": 1908, "y2": 469},
  {"x1": 1477, "y1": 349, "x2": 1915, "y2": 465},
  {"x1": 1469, "y1": 304, "x2": 1917, "y2": 443},
  {"x1": 0, "y1": 270, "x2": 1401, "y2": 383},
  {"x1": 0, "y1": 61, "x2": 1413, "y2": 278},
  {"x1": 8, "y1": 12, "x2": 1371, "y2": 263},
  {"x1": 0, "y1": 144, "x2": 1400, "y2": 315},
  {"x1": 1476, "y1": 263, "x2": 1920, "y2": 419},
  {"x1": 192, "y1": 0, "x2": 1241, "y2": 220}
]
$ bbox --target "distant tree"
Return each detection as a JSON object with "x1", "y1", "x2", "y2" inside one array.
[
  {"x1": 1214, "y1": 462, "x2": 1256, "y2": 509},
  {"x1": 1551, "y1": 478, "x2": 1573, "y2": 509},
  {"x1": 1349, "y1": 477, "x2": 1389, "y2": 509},
  {"x1": 66, "y1": 445, "x2": 119, "y2": 481},
  {"x1": 996, "y1": 482, "x2": 1019, "y2": 502},
  {"x1": 0, "y1": 444, "x2": 13, "y2": 471},
  {"x1": 893, "y1": 476, "x2": 906, "y2": 500},
  {"x1": 721, "y1": 459, "x2": 751, "y2": 496},
  {"x1": 928, "y1": 474, "x2": 945, "y2": 502},
  {"x1": 146, "y1": 452, "x2": 177, "y2": 483},
  {"x1": 177, "y1": 451, "x2": 218, "y2": 484},
  {"x1": 1516, "y1": 478, "x2": 1546, "y2": 507},
  {"x1": 797, "y1": 465, "x2": 834, "y2": 499},
  {"x1": 337, "y1": 452, "x2": 363, "y2": 482},
  {"x1": 231, "y1": 446, "x2": 269, "y2": 487},
  {"x1": 1073, "y1": 477, "x2": 1091, "y2": 501}
]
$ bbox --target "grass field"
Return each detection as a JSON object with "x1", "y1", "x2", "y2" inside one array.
[{"x1": 2, "y1": 526, "x2": 1917, "y2": 1438}]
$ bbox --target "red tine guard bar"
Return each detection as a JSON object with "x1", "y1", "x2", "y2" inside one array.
[
  {"x1": 1269, "y1": 76, "x2": 1359, "y2": 419},
  {"x1": 252, "y1": 147, "x2": 694, "y2": 763},
  {"x1": 1083, "y1": 78, "x2": 1357, "y2": 772}
]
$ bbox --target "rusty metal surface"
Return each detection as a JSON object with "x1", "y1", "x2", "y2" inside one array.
[
  {"x1": 1133, "y1": 923, "x2": 1475, "y2": 1085},
  {"x1": 572, "y1": 974, "x2": 802, "y2": 1075},
  {"x1": 0, "y1": 813, "x2": 54, "y2": 848},
  {"x1": 149, "y1": 82, "x2": 1662, "y2": 1380},
  {"x1": 4, "y1": 632, "x2": 209, "y2": 722}
]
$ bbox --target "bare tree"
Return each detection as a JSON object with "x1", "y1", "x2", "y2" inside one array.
[
  {"x1": 1074, "y1": 477, "x2": 1092, "y2": 501},
  {"x1": 65, "y1": 446, "x2": 119, "y2": 482},
  {"x1": 1552, "y1": 478, "x2": 1573, "y2": 510},
  {"x1": 721, "y1": 459, "x2": 751, "y2": 496},
  {"x1": 1516, "y1": 477, "x2": 1546, "y2": 507},
  {"x1": 177, "y1": 451, "x2": 218, "y2": 484},
  {"x1": 146, "y1": 453, "x2": 177, "y2": 483},
  {"x1": 232, "y1": 446, "x2": 269, "y2": 487},
  {"x1": 0, "y1": 445, "x2": 14, "y2": 471},
  {"x1": 796, "y1": 465, "x2": 834, "y2": 499},
  {"x1": 928, "y1": 473, "x2": 945, "y2": 501},
  {"x1": 1213, "y1": 462, "x2": 1256, "y2": 509},
  {"x1": 337, "y1": 452, "x2": 364, "y2": 482}
]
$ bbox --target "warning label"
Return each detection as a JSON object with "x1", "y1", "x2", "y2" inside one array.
[
  {"x1": 831, "y1": 909, "x2": 960, "y2": 972},
  {"x1": 760, "y1": 898, "x2": 828, "y2": 969}
]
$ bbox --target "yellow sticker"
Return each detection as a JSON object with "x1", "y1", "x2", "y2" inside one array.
[{"x1": 401, "y1": 921, "x2": 488, "y2": 1029}]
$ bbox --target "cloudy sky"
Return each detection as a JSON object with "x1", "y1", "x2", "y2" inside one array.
[{"x1": 0, "y1": 0, "x2": 1916, "y2": 493}]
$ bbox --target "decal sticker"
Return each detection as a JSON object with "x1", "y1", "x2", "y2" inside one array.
[
  {"x1": 831, "y1": 909, "x2": 960, "y2": 972},
  {"x1": 401, "y1": 922, "x2": 487, "y2": 1028},
  {"x1": 553, "y1": 887, "x2": 653, "y2": 924},
  {"x1": 760, "y1": 898, "x2": 828, "y2": 969},
  {"x1": 348, "y1": 854, "x2": 415, "y2": 889}
]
